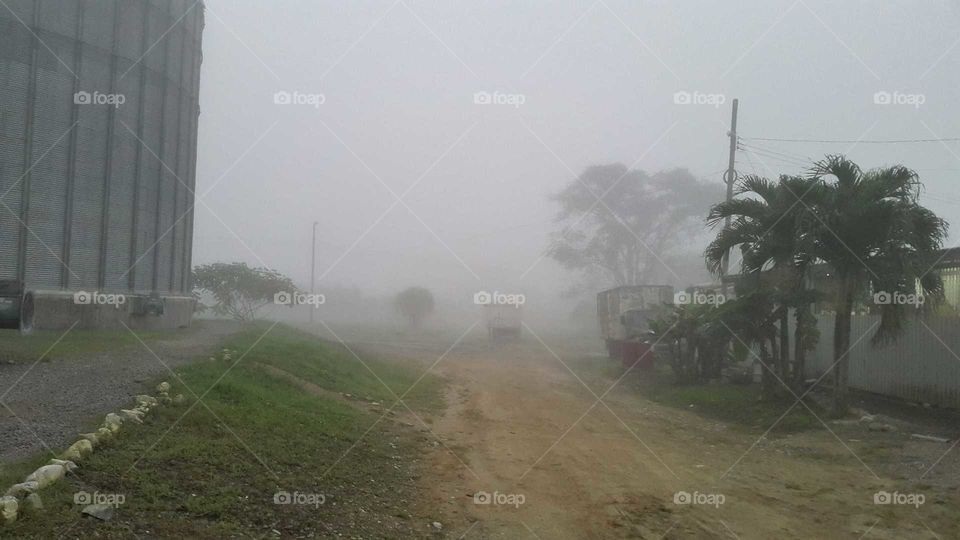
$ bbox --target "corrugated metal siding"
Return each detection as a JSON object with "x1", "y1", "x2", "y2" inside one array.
[
  {"x1": 132, "y1": 74, "x2": 161, "y2": 292},
  {"x1": 25, "y1": 35, "x2": 74, "y2": 289},
  {"x1": 0, "y1": 20, "x2": 32, "y2": 281},
  {"x1": 171, "y1": 92, "x2": 190, "y2": 291},
  {"x1": 70, "y1": 47, "x2": 111, "y2": 290},
  {"x1": 806, "y1": 314, "x2": 960, "y2": 408},
  {"x1": 3, "y1": 0, "x2": 35, "y2": 22},
  {"x1": 181, "y1": 4, "x2": 202, "y2": 293},
  {"x1": 116, "y1": 0, "x2": 144, "y2": 61},
  {"x1": 940, "y1": 267, "x2": 960, "y2": 308},
  {"x1": 37, "y1": 0, "x2": 77, "y2": 38},
  {"x1": 82, "y1": 0, "x2": 116, "y2": 52},
  {"x1": 156, "y1": 42, "x2": 179, "y2": 292},
  {"x1": 103, "y1": 61, "x2": 138, "y2": 291},
  {"x1": 160, "y1": 21, "x2": 187, "y2": 291},
  {"x1": 0, "y1": 0, "x2": 201, "y2": 295}
]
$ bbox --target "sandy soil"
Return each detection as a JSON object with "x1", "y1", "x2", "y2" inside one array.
[{"x1": 391, "y1": 339, "x2": 960, "y2": 539}]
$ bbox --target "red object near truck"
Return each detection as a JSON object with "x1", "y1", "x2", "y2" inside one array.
[{"x1": 620, "y1": 340, "x2": 655, "y2": 371}]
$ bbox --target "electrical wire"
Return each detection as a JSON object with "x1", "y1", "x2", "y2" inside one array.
[
  {"x1": 738, "y1": 147, "x2": 813, "y2": 168},
  {"x1": 740, "y1": 149, "x2": 760, "y2": 176},
  {"x1": 738, "y1": 145, "x2": 811, "y2": 169},
  {"x1": 738, "y1": 140, "x2": 813, "y2": 163},
  {"x1": 741, "y1": 136, "x2": 960, "y2": 144}
]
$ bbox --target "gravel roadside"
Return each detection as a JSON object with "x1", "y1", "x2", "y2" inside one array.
[{"x1": 0, "y1": 320, "x2": 241, "y2": 463}]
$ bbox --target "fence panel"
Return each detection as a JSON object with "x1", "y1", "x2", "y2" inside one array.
[{"x1": 804, "y1": 314, "x2": 960, "y2": 408}]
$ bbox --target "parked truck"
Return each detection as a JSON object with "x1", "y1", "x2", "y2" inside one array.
[
  {"x1": 597, "y1": 285, "x2": 674, "y2": 370},
  {"x1": 483, "y1": 304, "x2": 522, "y2": 343}
]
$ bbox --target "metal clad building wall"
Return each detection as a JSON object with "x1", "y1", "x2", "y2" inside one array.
[
  {"x1": 172, "y1": 81, "x2": 190, "y2": 291},
  {"x1": 83, "y1": 0, "x2": 115, "y2": 51},
  {"x1": 0, "y1": 17, "x2": 32, "y2": 280},
  {"x1": 38, "y1": 0, "x2": 76, "y2": 37},
  {"x1": 0, "y1": 0, "x2": 204, "y2": 295},
  {"x1": 184, "y1": 0, "x2": 201, "y2": 293},
  {"x1": 168, "y1": 1, "x2": 185, "y2": 292},
  {"x1": 104, "y1": 53, "x2": 139, "y2": 291},
  {"x1": 805, "y1": 314, "x2": 960, "y2": 408},
  {"x1": 156, "y1": 7, "x2": 180, "y2": 293},
  {"x1": 134, "y1": 67, "x2": 161, "y2": 291},
  {"x1": 25, "y1": 10, "x2": 76, "y2": 288},
  {"x1": 181, "y1": 3, "x2": 202, "y2": 293},
  {"x1": 70, "y1": 2, "x2": 112, "y2": 290}
]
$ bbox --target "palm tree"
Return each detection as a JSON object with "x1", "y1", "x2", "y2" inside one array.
[
  {"x1": 806, "y1": 155, "x2": 947, "y2": 415},
  {"x1": 650, "y1": 303, "x2": 710, "y2": 383},
  {"x1": 715, "y1": 287, "x2": 781, "y2": 400},
  {"x1": 650, "y1": 300, "x2": 733, "y2": 383},
  {"x1": 705, "y1": 174, "x2": 823, "y2": 387}
]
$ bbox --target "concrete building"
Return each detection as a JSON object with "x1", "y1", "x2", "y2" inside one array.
[{"x1": 0, "y1": 0, "x2": 204, "y2": 331}]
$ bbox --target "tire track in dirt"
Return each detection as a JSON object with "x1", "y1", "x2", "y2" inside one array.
[{"x1": 410, "y1": 342, "x2": 956, "y2": 539}]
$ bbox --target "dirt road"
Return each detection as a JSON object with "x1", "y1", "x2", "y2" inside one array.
[{"x1": 393, "y1": 338, "x2": 959, "y2": 539}]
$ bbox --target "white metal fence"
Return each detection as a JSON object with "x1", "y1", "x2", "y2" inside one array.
[{"x1": 804, "y1": 314, "x2": 960, "y2": 408}]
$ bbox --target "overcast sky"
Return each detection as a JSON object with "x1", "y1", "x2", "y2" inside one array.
[{"x1": 192, "y1": 0, "x2": 960, "y2": 308}]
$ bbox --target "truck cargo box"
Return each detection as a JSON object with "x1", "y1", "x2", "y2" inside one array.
[
  {"x1": 483, "y1": 304, "x2": 522, "y2": 342},
  {"x1": 597, "y1": 285, "x2": 673, "y2": 342},
  {"x1": 597, "y1": 285, "x2": 673, "y2": 366}
]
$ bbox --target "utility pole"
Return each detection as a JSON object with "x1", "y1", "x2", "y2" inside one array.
[
  {"x1": 721, "y1": 98, "x2": 739, "y2": 293},
  {"x1": 309, "y1": 221, "x2": 318, "y2": 324}
]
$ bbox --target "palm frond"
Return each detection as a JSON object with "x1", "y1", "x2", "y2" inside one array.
[{"x1": 706, "y1": 198, "x2": 769, "y2": 227}]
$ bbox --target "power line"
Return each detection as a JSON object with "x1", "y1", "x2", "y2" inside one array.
[
  {"x1": 738, "y1": 146, "x2": 811, "y2": 169},
  {"x1": 738, "y1": 142, "x2": 813, "y2": 164},
  {"x1": 737, "y1": 150, "x2": 798, "y2": 169},
  {"x1": 741, "y1": 136, "x2": 960, "y2": 144},
  {"x1": 743, "y1": 151, "x2": 809, "y2": 168},
  {"x1": 738, "y1": 140, "x2": 813, "y2": 161},
  {"x1": 740, "y1": 147, "x2": 760, "y2": 176}
]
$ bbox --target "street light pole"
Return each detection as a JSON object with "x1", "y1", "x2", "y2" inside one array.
[{"x1": 309, "y1": 221, "x2": 317, "y2": 324}]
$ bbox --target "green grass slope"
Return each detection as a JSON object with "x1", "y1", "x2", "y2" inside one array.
[{"x1": 3, "y1": 323, "x2": 445, "y2": 538}]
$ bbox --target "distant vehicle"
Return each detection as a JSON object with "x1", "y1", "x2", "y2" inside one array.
[
  {"x1": 597, "y1": 285, "x2": 674, "y2": 369},
  {"x1": 483, "y1": 304, "x2": 522, "y2": 343}
]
